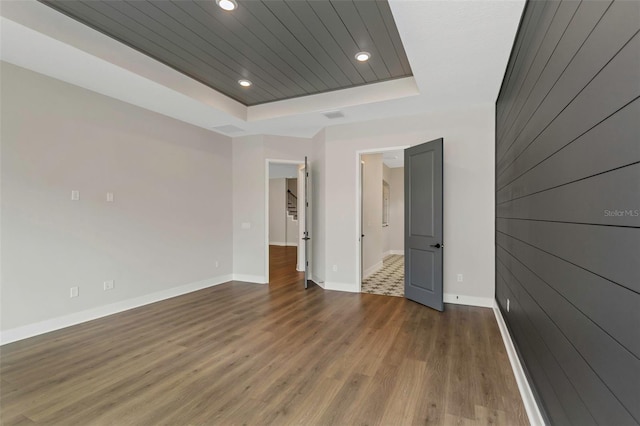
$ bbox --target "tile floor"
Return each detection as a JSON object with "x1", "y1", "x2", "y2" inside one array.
[{"x1": 361, "y1": 255, "x2": 404, "y2": 297}]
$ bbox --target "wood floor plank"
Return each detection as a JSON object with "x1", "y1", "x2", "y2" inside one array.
[
  {"x1": 317, "y1": 372, "x2": 372, "y2": 425},
  {"x1": 0, "y1": 414, "x2": 35, "y2": 425},
  {"x1": 378, "y1": 358, "x2": 427, "y2": 425},
  {"x1": 0, "y1": 246, "x2": 528, "y2": 425},
  {"x1": 411, "y1": 308, "x2": 453, "y2": 425}
]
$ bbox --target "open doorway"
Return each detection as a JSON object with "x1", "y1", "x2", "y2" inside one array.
[
  {"x1": 267, "y1": 161, "x2": 305, "y2": 287},
  {"x1": 358, "y1": 149, "x2": 407, "y2": 297}
]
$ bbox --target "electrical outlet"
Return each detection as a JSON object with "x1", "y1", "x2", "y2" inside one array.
[
  {"x1": 70, "y1": 286, "x2": 79, "y2": 298},
  {"x1": 507, "y1": 298, "x2": 510, "y2": 312},
  {"x1": 103, "y1": 280, "x2": 114, "y2": 291},
  {"x1": 71, "y1": 190, "x2": 80, "y2": 201},
  {"x1": 332, "y1": 264, "x2": 338, "y2": 272},
  {"x1": 106, "y1": 192, "x2": 114, "y2": 202},
  {"x1": 457, "y1": 273, "x2": 463, "y2": 282}
]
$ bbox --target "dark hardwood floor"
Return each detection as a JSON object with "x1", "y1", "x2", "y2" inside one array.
[{"x1": 0, "y1": 246, "x2": 528, "y2": 425}]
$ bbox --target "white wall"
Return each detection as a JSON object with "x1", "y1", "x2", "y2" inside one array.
[
  {"x1": 268, "y1": 178, "x2": 298, "y2": 246},
  {"x1": 382, "y1": 165, "x2": 391, "y2": 255},
  {"x1": 319, "y1": 105, "x2": 496, "y2": 304},
  {"x1": 0, "y1": 63, "x2": 233, "y2": 338},
  {"x1": 232, "y1": 134, "x2": 311, "y2": 283},
  {"x1": 382, "y1": 224, "x2": 391, "y2": 257},
  {"x1": 383, "y1": 165, "x2": 391, "y2": 184},
  {"x1": 295, "y1": 167, "x2": 305, "y2": 272},
  {"x1": 310, "y1": 129, "x2": 326, "y2": 285},
  {"x1": 361, "y1": 154, "x2": 383, "y2": 278},
  {"x1": 268, "y1": 163, "x2": 299, "y2": 179},
  {"x1": 232, "y1": 135, "x2": 265, "y2": 283},
  {"x1": 389, "y1": 167, "x2": 404, "y2": 254}
]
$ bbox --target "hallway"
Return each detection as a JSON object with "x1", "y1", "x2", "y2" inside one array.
[
  {"x1": 269, "y1": 245, "x2": 303, "y2": 289},
  {"x1": 362, "y1": 255, "x2": 404, "y2": 297}
]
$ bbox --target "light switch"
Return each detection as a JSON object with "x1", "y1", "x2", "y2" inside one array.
[
  {"x1": 71, "y1": 190, "x2": 80, "y2": 201},
  {"x1": 106, "y1": 192, "x2": 114, "y2": 202}
]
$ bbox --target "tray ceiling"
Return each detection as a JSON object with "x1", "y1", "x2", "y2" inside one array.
[{"x1": 38, "y1": 0, "x2": 413, "y2": 106}]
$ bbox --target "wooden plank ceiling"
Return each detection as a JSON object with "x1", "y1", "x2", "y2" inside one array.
[{"x1": 39, "y1": 0, "x2": 413, "y2": 106}]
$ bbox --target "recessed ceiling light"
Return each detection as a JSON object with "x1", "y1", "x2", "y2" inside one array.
[
  {"x1": 355, "y1": 51, "x2": 371, "y2": 62},
  {"x1": 238, "y1": 79, "x2": 252, "y2": 87},
  {"x1": 216, "y1": 0, "x2": 237, "y2": 11}
]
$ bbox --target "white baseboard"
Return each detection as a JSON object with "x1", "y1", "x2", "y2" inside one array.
[
  {"x1": 296, "y1": 265, "x2": 305, "y2": 272},
  {"x1": 317, "y1": 283, "x2": 494, "y2": 305},
  {"x1": 443, "y1": 293, "x2": 494, "y2": 308},
  {"x1": 0, "y1": 274, "x2": 233, "y2": 346},
  {"x1": 232, "y1": 274, "x2": 268, "y2": 284},
  {"x1": 269, "y1": 242, "x2": 298, "y2": 247},
  {"x1": 310, "y1": 275, "x2": 325, "y2": 288},
  {"x1": 363, "y1": 261, "x2": 383, "y2": 279},
  {"x1": 390, "y1": 250, "x2": 404, "y2": 255},
  {"x1": 324, "y1": 281, "x2": 358, "y2": 293},
  {"x1": 383, "y1": 250, "x2": 392, "y2": 258},
  {"x1": 493, "y1": 300, "x2": 545, "y2": 426}
]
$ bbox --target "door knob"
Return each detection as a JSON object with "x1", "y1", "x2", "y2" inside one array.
[{"x1": 430, "y1": 243, "x2": 442, "y2": 248}]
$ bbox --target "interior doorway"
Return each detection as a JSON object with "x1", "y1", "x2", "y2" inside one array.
[
  {"x1": 357, "y1": 147, "x2": 408, "y2": 297},
  {"x1": 267, "y1": 160, "x2": 305, "y2": 287}
]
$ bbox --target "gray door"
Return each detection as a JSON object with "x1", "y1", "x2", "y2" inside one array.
[
  {"x1": 404, "y1": 138, "x2": 444, "y2": 311},
  {"x1": 303, "y1": 156, "x2": 311, "y2": 289}
]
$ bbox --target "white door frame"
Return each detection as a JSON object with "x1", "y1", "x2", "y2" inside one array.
[
  {"x1": 296, "y1": 165, "x2": 306, "y2": 272},
  {"x1": 265, "y1": 159, "x2": 305, "y2": 282},
  {"x1": 355, "y1": 146, "x2": 409, "y2": 292}
]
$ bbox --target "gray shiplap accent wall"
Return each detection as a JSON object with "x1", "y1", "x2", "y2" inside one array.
[{"x1": 495, "y1": 1, "x2": 640, "y2": 425}]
